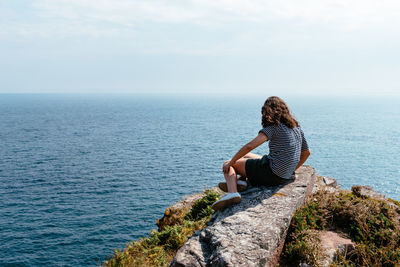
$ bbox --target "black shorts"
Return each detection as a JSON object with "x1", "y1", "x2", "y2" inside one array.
[{"x1": 245, "y1": 155, "x2": 291, "y2": 186}]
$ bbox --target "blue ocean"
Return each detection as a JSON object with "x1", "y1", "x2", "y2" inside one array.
[{"x1": 1, "y1": 94, "x2": 399, "y2": 266}]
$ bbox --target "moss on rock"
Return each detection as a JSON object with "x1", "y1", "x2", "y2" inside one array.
[
  {"x1": 280, "y1": 187, "x2": 400, "y2": 266},
  {"x1": 104, "y1": 189, "x2": 221, "y2": 267}
]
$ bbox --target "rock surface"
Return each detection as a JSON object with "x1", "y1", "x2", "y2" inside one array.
[
  {"x1": 355, "y1": 185, "x2": 386, "y2": 200},
  {"x1": 319, "y1": 231, "x2": 354, "y2": 267},
  {"x1": 312, "y1": 175, "x2": 341, "y2": 194},
  {"x1": 170, "y1": 165, "x2": 316, "y2": 267}
]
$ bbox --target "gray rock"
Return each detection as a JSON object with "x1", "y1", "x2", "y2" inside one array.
[
  {"x1": 323, "y1": 176, "x2": 338, "y2": 188},
  {"x1": 360, "y1": 185, "x2": 386, "y2": 200},
  {"x1": 318, "y1": 230, "x2": 354, "y2": 266},
  {"x1": 170, "y1": 165, "x2": 316, "y2": 267},
  {"x1": 313, "y1": 175, "x2": 340, "y2": 194}
]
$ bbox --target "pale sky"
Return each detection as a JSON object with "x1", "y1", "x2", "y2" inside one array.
[{"x1": 1, "y1": 0, "x2": 400, "y2": 95}]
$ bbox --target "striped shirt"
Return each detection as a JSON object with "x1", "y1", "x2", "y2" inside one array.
[{"x1": 259, "y1": 124, "x2": 309, "y2": 179}]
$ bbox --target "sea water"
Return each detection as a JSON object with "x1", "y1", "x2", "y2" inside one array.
[{"x1": 1, "y1": 94, "x2": 399, "y2": 266}]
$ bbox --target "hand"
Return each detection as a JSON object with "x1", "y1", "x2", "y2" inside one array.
[{"x1": 222, "y1": 160, "x2": 232, "y2": 174}]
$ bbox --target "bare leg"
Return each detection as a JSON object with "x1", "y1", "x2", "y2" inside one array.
[
  {"x1": 224, "y1": 158, "x2": 248, "y2": 192},
  {"x1": 242, "y1": 152, "x2": 262, "y2": 159},
  {"x1": 225, "y1": 166, "x2": 238, "y2": 193},
  {"x1": 218, "y1": 158, "x2": 249, "y2": 193},
  {"x1": 224, "y1": 159, "x2": 245, "y2": 181},
  {"x1": 232, "y1": 158, "x2": 247, "y2": 176},
  {"x1": 235, "y1": 154, "x2": 260, "y2": 180},
  {"x1": 224, "y1": 153, "x2": 260, "y2": 167}
]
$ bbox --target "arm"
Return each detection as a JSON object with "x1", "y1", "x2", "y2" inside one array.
[
  {"x1": 295, "y1": 149, "x2": 311, "y2": 172},
  {"x1": 223, "y1": 133, "x2": 268, "y2": 173}
]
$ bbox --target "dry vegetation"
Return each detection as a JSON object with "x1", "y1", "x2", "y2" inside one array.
[
  {"x1": 104, "y1": 189, "x2": 221, "y2": 267},
  {"x1": 281, "y1": 186, "x2": 400, "y2": 266}
]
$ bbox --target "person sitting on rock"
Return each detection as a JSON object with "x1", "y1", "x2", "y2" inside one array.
[{"x1": 211, "y1": 96, "x2": 311, "y2": 211}]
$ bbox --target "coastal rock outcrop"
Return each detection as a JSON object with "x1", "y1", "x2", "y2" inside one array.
[
  {"x1": 105, "y1": 167, "x2": 400, "y2": 266},
  {"x1": 170, "y1": 165, "x2": 316, "y2": 267}
]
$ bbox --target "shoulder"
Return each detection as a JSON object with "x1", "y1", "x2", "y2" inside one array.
[
  {"x1": 295, "y1": 125, "x2": 305, "y2": 134},
  {"x1": 293, "y1": 126, "x2": 307, "y2": 140},
  {"x1": 259, "y1": 125, "x2": 276, "y2": 139},
  {"x1": 291, "y1": 124, "x2": 303, "y2": 131}
]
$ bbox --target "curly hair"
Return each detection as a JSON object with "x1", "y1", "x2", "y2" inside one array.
[{"x1": 261, "y1": 96, "x2": 299, "y2": 128}]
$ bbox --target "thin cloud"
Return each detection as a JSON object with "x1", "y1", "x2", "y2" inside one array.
[
  {"x1": 30, "y1": 0, "x2": 400, "y2": 27},
  {"x1": 0, "y1": 0, "x2": 399, "y2": 44},
  {"x1": 1, "y1": 0, "x2": 399, "y2": 56}
]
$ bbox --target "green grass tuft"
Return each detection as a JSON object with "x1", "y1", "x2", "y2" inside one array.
[
  {"x1": 281, "y1": 200, "x2": 323, "y2": 265},
  {"x1": 388, "y1": 198, "x2": 400, "y2": 207},
  {"x1": 104, "y1": 189, "x2": 222, "y2": 267},
  {"x1": 184, "y1": 189, "x2": 219, "y2": 221},
  {"x1": 281, "y1": 189, "x2": 400, "y2": 266}
]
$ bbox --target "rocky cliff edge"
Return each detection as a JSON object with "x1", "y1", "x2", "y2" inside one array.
[{"x1": 170, "y1": 165, "x2": 316, "y2": 267}]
